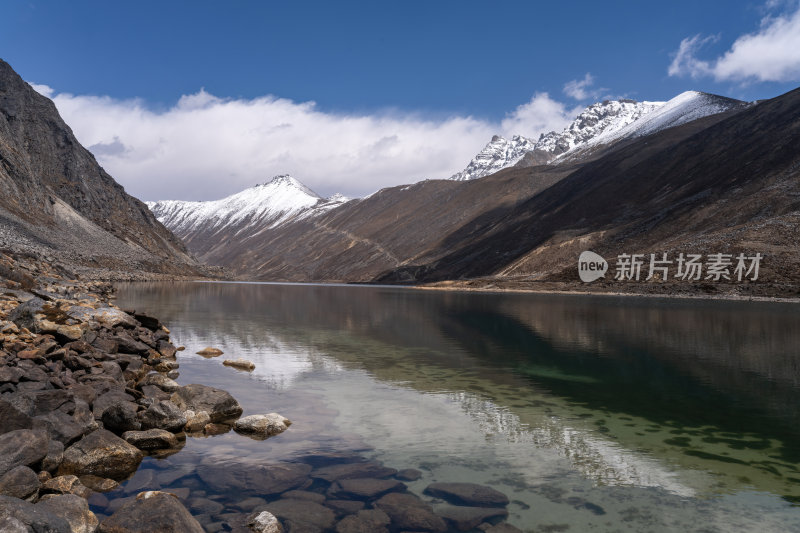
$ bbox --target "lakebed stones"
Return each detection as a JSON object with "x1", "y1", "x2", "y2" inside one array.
[
  {"x1": 59, "y1": 429, "x2": 143, "y2": 480},
  {"x1": 264, "y1": 498, "x2": 336, "y2": 532},
  {"x1": 424, "y1": 482, "x2": 510, "y2": 508},
  {"x1": 312, "y1": 461, "x2": 398, "y2": 483},
  {"x1": 98, "y1": 491, "x2": 204, "y2": 533},
  {"x1": 373, "y1": 492, "x2": 448, "y2": 532},
  {"x1": 197, "y1": 461, "x2": 312, "y2": 495},
  {"x1": 234, "y1": 413, "x2": 291, "y2": 438},
  {"x1": 327, "y1": 478, "x2": 406, "y2": 501},
  {"x1": 171, "y1": 383, "x2": 243, "y2": 422},
  {"x1": 434, "y1": 504, "x2": 509, "y2": 531},
  {"x1": 335, "y1": 509, "x2": 391, "y2": 533}
]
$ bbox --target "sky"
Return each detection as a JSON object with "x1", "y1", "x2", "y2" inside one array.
[{"x1": 2, "y1": 0, "x2": 800, "y2": 201}]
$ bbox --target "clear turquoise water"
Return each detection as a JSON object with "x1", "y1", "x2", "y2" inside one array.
[{"x1": 113, "y1": 281, "x2": 800, "y2": 532}]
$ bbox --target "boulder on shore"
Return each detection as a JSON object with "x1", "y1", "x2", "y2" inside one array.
[
  {"x1": 234, "y1": 413, "x2": 291, "y2": 438},
  {"x1": 58, "y1": 429, "x2": 143, "y2": 480},
  {"x1": 171, "y1": 384, "x2": 243, "y2": 423}
]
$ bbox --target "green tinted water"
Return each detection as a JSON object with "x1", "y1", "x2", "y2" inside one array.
[{"x1": 114, "y1": 282, "x2": 800, "y2": 532}]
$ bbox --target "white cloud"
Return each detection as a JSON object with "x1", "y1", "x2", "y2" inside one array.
[
  {"x1": 500, "y1": 93, "x2": 580, "y2": 139},
  {"x1": 28, "y1": 84, "x2": 580, "y2": 202},
  {"x1": 563, "y1": 73, "x2": 598, "y2": 100},
  {"x1": 668, "y1": 3, "x2": 800, "y2": 83}
]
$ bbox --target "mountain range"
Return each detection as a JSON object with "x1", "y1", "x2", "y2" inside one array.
[{"x1": 144, "y1": 86, "x2": 800, "y2": 298}]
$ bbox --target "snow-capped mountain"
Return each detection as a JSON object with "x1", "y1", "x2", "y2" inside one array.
[
  {"x1": 450, "y1": 135, "x2": 539, "y2": 182},
  {"x1": 451, "y1": 91, "x2": 747, "y2": 181},
  {"x1": 147, "y1": 175, "x2": 350, "y2": 256}
]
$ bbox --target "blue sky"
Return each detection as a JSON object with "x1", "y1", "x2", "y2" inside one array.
[{"x1": 2, "y1": 1, "x2": 800, "y2": 200}]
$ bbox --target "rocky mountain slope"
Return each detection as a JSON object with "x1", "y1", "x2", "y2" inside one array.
[
  {"x1": 451, "y1": 92, "x2": 747, "y2": 181},
  {"x1": 147, "y1": 175, "x2": 349, "y2": 261},
  {"x1": 0, "y1": 59, "x2": 202, "y2": 279}
]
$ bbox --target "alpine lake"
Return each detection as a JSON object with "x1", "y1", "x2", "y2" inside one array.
[{"x1": 110, "y1": 281, "x2": 800, "y2": 532}]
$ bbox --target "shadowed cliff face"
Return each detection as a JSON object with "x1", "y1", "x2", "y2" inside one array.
[{"x1": 0, "y1": 59, "x2": 199, "y2": 276}]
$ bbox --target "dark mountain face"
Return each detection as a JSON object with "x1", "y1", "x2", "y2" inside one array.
[
  {"x1": 379, "y1": 87, "x2": 800, "y2": 293},
  {"x1": 0, "y1": 59, "x2": 199, "y2": 276}
]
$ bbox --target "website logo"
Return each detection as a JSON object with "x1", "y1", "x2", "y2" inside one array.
[{"x1": 578, "y1": 251, "x2": 608, "y2": 283}]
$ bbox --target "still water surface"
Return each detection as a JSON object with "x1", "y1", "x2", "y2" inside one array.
[{"x1": 114, "y1": 282, "x2": 800, "y2": 532}]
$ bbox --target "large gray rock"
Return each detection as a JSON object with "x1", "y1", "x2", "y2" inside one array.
[
  {"x1": 170, "y1": 384, "x2": 242, "y2": 422},
  {"x1": 122, "y1": 429, "x2": 180, "y2": 450},
  {"x1": 373, "y1": 492, "x2": 448, "y2": 532},
  {"x1": 0, "y1": 494, "x2": 71, "y2": 533},
  {"x1": 59, "y1": 429, "x2": 143, "y2": 480},
  {"x1": 423, "y1": 482, "x2": 509, "y2": 508},
  {"x1": 139, "y1": 373, "x2": 179, "y2": 393},
  {"x1": 98, "y1": 490, "x2": 204, "y2": 533},
  {"x1": 139, "y1": 400, "x2": 186, "y2": 433},
  {"x1": 234, "y1": 413, "x2": 291, "y2": 439},
  {"x1": 0, "y1": 465, "x2": 41, "y2": 500},
  {"x1": 197, "y1": 461, "x2": 311, "y2": 495},
  {"x1": 0, "y1": 399, "x2": 33, "y2": 434},
  {"x1": 101, "y1": 402, "x2": 141, "y2": 433},
  {"x1": 36, "y1": 494, "x2": 99, "y2": 533},
  {"x1": 0, "y1": 429, "x2": 49, "y2": 476}
]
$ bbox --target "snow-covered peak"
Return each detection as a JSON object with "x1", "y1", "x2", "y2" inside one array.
[
  {"x1": 537, "y1": 99, "x2": 663, "y2": 156},
  {"x1": 450, "y1": 135, "x2": 538, "y2": 181},
  {"x1": 451, "y1": 91, "x2": 746, "y2": 181},
  {"x1": 147, "y1": 174, "x2": 344, "y2": 235}
]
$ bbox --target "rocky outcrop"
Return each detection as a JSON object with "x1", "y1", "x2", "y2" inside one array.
[
  {"x1": 0, "y1": 59, "x2": 207, "y2": 279},
  {"x1": 170, "y1": 383, "x2": 243, "y2": 422}
]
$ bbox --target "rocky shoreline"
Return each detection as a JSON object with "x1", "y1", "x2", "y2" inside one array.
[
  {"x1": 0, "y1": 251, "x2": 276, "y2": 532},
  {"x1": 0, "y1": 252, "x2": 526, "y2": 533}
]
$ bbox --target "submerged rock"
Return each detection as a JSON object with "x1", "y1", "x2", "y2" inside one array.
[
  {"x1": 98, "y1": 490, "x2": 204, "y2": 533},
  {"x1": 424, "y1": 482, "x2": 509, "y2": 508},
  {"x1": 434, "y1": 504, "x2": 509, "y2": 531},
  {"x1": 373, "y1": 492, "x2": 447, "y2": 532},
  {"x1": 335, "y1": 509, "x2": 390, "y2": 533},
  {"x1": 234, "y1": 413, "x2": 291, "y2": 438},
  {"x1": 327, "y1": 478, "x2": 406, "y2": 501},
  {"x1": 197, "y1": 461, "x2": 311, "y2": 495},
  {"x1": 265, "y1": 499, "x2": 336, "y2": 532}
]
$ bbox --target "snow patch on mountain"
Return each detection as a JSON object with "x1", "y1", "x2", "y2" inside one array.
[
  {"x1": 147, "y1": 174, "x2": 349, "y2": 234},
  {"x1": 451, "y1": 91, "x2": 746, "y2": 181}
]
